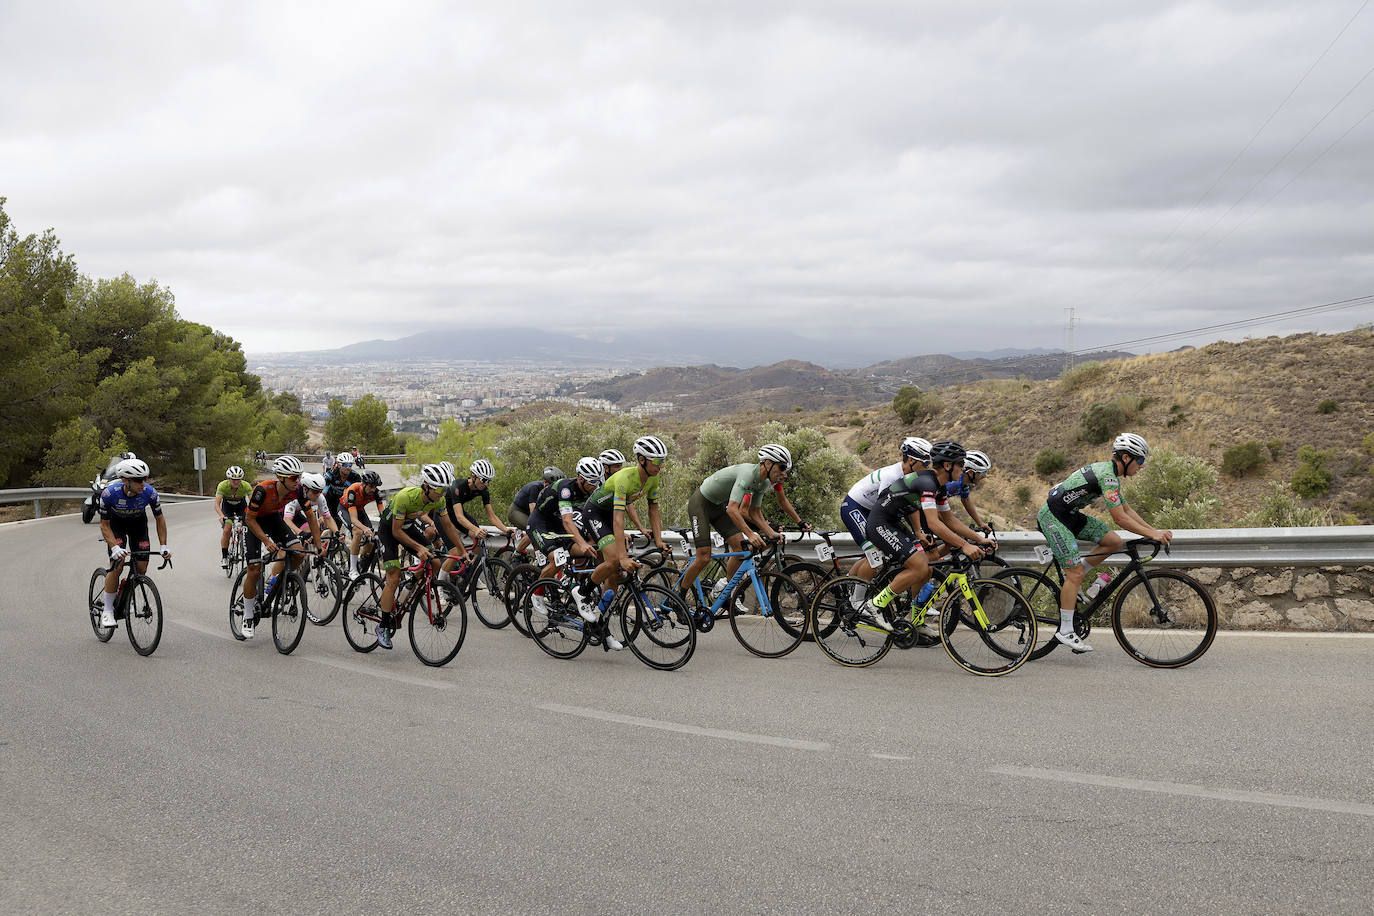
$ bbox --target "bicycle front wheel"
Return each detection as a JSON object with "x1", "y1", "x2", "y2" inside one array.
[
  {"x1": 780, "y1": 560, "x2": 831, "y2": 640},
  {"x1": 272, "y1": 572, "x2": 309, "y2": 655},
  {"x1": 993, "y1": 566, "x2": 1065, "y2": 661},
  {"x1": 1111, "y1": 570, "x2": 1217, "y2": 668},
  {"x1": 409, "y1": 582, "x2": 468, "y2": 666},
  {"x1": 88, "y1": 568, "x2": 116, "y2": 642},
  {"x1": 503, "y1": 562, "x2": 541, "y2": 636},
  {"x1": 729, "y1": 571, "x2": 807, "y2": 658},
  {"x1": 229, "y1": 568, "x2": 250, "y2": 641},
  {"x1": 809, "y1": 576, "x2": 893, "y2": 667},
  {"x1": 307, "y1": 556, "x2": 346, "y2": 626},
  {"x1": 124, "y1": 576, "x2": 163, "y2": 657},
  {"x1": 471, "y1": 556, "x2": 513, "y2": 629},
  {"x1": 524, "y1": 579, "x2": 589, "y2": 660},
  {"x1": 621, "y1": 585, "x2": 696, "y2": 671},
  {"x1": 340, "y1": 572, "x2": 383, "y2": 653},
  {"x1": 939, "y1": 578, "x2": 1035, "y2": 676}
]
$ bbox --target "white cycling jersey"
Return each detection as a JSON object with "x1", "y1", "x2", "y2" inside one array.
[
  {"x1": 284, "y1": 493, "x2": 331, "y2": 521},
  {"x1": 845, "y1": 461, "x2": 907, "y2": 511}
]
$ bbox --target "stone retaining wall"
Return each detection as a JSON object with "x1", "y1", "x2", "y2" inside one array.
[{"x1": 1187, "y1": 565, "x2": 1374, "y2": 631}]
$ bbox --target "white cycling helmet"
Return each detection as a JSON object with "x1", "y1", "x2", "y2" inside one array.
[
  {"x1": 900, "y1": 437, "x2": 932, "y2": 461},
  {"x1": 963, "y1": 450, "x2": 992, "y2": 474},
  {"x1": 469, "y1": 459, "x2": 495, "y2": 481},
  {"x1": 226, "y1": 466, "x2": 244, "y2": 480},
  {"x1": 758, "y1": 443, "x2": 792, "y2": 470},
  {"x1": 336, "y1": 451, "x2": 355, "y2": 467},
  {"x1": 420, "y1": 463, "x2": 454, "y2": 489},
  {"x1": 633, "y1": 435, "x2": 668, "y2": 461},
  {"x1": 576, "y1": 456, "x2": 605, "y2": 483},
  {"x1": 598, "y1": 449, "x2": 626, "y2": 466},
  {"x1": 1112, "y1": 433, "x2": 1151, "y2": 459},
  {"x1": 301, "y1": 472, "x2": 326, "y2": 492},
  {"x1": 273, "y1": 455, "x2": 303, "y2": 476},
  {"x1": 117, "y1": 458, "x2": 150, "y2": 479},
  {"x1": 439, "y1": 460, "x2": 456, "y2": 476}
]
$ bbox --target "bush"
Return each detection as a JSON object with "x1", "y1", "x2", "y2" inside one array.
[
  {"x1": 1034, "y1": 448, "x2": 1067, "y2": 476},
  {"x1": 1123, "y1": 447, "x2": 1219, "y2": 529},
  {"x1": 1290, "y1": 445, "x2": 1334, "y2": 498},
  {"x1": 1014, "y1": 484, "x2": 1032, "y2": 507},
  {"x1": 749, "y1": 421, "x2": 864, "y2": 527},
  {"x1": 848, "y1": 416, "x2": 865, "y2": 427},
  {"x1": 855, "y1": 440, "x2": 871, "y2": 455},
  {"x1": 1363, "y1": 431, "x2": 1374, "y2": 457},
  {"x1": 1242, "y1": 483, "x2": 1336, "y2": 527},
  {"x1": 1059, "y1": 361, "x2": 1107, "y2": 392},
  {"x1": 892, "y1": 386, "x2": 941, "y2": 424},
  {"x1": 1221, "y1": 441, "x2": 1267, "y2": 478},
  {"x1": 1079, "y1": 400, "x2": 1128, "y2": 444},
  {"x1": 1317, "y1": 399, "x2": 1338, "y2": 414},
  {"x1": 1266, "y1": 438, "x2": 1284, "y2": 461}
]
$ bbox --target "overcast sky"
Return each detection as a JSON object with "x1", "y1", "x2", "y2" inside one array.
[{"x1": 3, "y1": 0, "x2": 1373, "y2": 356}]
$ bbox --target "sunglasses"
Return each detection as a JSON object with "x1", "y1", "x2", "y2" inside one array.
[
  {"x1": 282, "y1": 474, "x2": 301, "y2": 481},
  {"x1": 126, "y1": 477, "x2": 147, "y2": 483}
]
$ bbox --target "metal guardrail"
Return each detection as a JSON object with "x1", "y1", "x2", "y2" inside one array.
[{"x1": 0, "y1": 487, "x2": 212, "y2": 519}]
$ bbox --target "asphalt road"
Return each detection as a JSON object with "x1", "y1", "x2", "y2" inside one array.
[{"x1": 2, "y1": 504, "x2": 1372, "y2": 914}]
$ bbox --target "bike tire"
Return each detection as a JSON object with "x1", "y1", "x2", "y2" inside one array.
[
  {"x1": 81, "y1": 500, "x2": 97, "y2": 524},
  {"x1": 471, "y1": 556, "x2": 513, "y2": 630},
  {"x1": 340, "y1": 572, "x2": 383, "y2": 653},
  {"x1": 306, "y1": 556, "x2": 347, "y2": 626},
  {"x1": 621, "y1": 584, "x2": 696, "y2": 671},
  {"x1": 993, "y1": 566, "x2": 1066, "y2": 661},
  {"x1": 809, "y1": 576, "x2": 893, "y2": 667},
  {"x1": 408, "y1": 582, "x2": 468, "y2": 666},
  {"x1": 124, "y1": 576, "x2": 163, "y2": 657},
  {"x1": 229, "y1": 568, "x2": 249, "y2": 641},
  {"x1": 503, "y1": 562, "x2": 541, "y2": 636},
  {"x1": 729, "y1": 571, "x2": 808, "y2": 659},
  {"x1": 272, "y1": 571, "x2": 309, "y2": 655},
  {"x1": 1111, "y1": 569, "x2": 1217, "y2": 668},
  {"x1": 524, "y1": 579, "x2": 590, "y2": 660},
  {"x1": 938, "y1": 578, "x2": 1035, "y2": 676},
  {"x1": 778, "y1": 560, "x2": 831, "y2": 641},
  {"x1": 88, "y1": 568, "x2": 116, "y2": 642}
]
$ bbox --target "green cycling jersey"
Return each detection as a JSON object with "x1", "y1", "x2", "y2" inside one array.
[
  {"x1": 382, "y1": 486, "x2": 444, "y2": 524},
  {"x1": 216, "y1": 479, "x2": 253, "y2": 505},
  {"x1": 586, "y1": 466, "x2": 660, "y2": 513}
]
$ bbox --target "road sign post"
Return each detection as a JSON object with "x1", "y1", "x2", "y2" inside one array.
[{"x1": 193, "y1": 447, "x2": 207, "y2": 496}]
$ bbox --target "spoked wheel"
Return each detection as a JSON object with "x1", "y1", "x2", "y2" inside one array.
[
  {"x1": 306, "y1": 556, "x2": 346, "y2": 625},
  {"x1": 729, "y1": 571, "x2": 808, "y2": 658},
  {"x1": 639, "y1": 565, "x2": 681, "y2": 593},
  {"x1": 503, "y1": 563, "x2": 541, "y2": 637},
  {"x1": 938, "y1": 578, "x2": 1036, "y2": 676},
  {"x1": 524, "y1": 579, "x2": 590, "y2": 660},
  {"x1": 271, "y1": 572, "x2": 309, "y2": 655},
  {"x1": 809, "y1": 576, "x2": 893, "y2": 667},
  {"x1": 1111, "y1": 570, "x2": 1217, "y2": 668},
  {"x1": 471, "y1": 556, "x2": 513, "y2": 629},
  {"x1": 993, "y1": 566, "x2": 1067, "y2": 661},
  {"x1": 88, "y1": 568, "x2": 116, "y2": 643},
  {"x1": 340, "y1": 572, "x2": 383, "y2": 653},
  {"x1": 124, "y1": 576, "x2": 164, "y2": 657},
  {"x1": 620, "y1": 584, "x2": 696, "y2": 671},
  {"x1": 409, "y1": 582, "x2": 469, "y2": 666},
  {"x1": 229, "y1": 569, "x2": 250, "y2": 641},
  {"x1": 777, "y1": 560, "x2": 831, "y2": 642}
]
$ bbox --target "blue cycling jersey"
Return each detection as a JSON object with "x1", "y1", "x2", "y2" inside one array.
[
  {"x1": 946, "y1": 478, "x2": 971, "y2": 499},
  {"x1": 100, "y1": 482, "x2": 163, "y2": 519}
]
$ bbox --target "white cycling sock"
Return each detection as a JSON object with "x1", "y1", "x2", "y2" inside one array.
[
  {"x1": 244, "y1": 596, "x2": 257, "y2": 616},
  {"x1": 1059, "y1": 609, "x2": 1074, "y2": 634},
  {"x1": 103, "y1": 591, "x2": 116, "y2": 612}
]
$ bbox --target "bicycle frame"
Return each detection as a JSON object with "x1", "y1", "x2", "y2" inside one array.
[{"x1": 1030, "y1": 539, "x2": 1164, "y2": 621}]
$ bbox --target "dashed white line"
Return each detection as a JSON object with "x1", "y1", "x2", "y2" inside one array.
[{"x1": 540, "y1": 703, "x2": 831, "y2": 751}]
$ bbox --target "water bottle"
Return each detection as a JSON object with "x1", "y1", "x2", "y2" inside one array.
[
  {"x1": 707, "y1": 579, "x2": 725, "y2": 601},
  {"x1": 915, "y1": 581, "x2": 936, "y2": 608},
  {"x1": 1084, "y1": 571, "x2": 1111, "y2": 600},
  {"x1": 266, "y1": 574, "x2": 277, "y2": 594}
]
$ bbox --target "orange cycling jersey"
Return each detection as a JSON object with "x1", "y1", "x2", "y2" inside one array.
[
  {"x1": 248, "y1": 478, "x2": 307, "y2": 517},
  {"x1": 341, "y1": 481, "x2": 383, "y2": 512}
]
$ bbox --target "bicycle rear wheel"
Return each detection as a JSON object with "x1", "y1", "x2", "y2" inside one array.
[
  {"x1": 993, "y1": 566, "x2": 1065, "y2": 661},
  {"x1": 810, "y1": 576, "x2": 893, "y2": 667},
  {"x1": 779, "y1": 560, "x2": 831, "y2": 640},
  {"x1": 938, "y1": 578, "x2": 1035, "y2": 676},
  {"x1": 1111, "y1": 570, "x2": 1217, "y2": 668},
  {"x1": 503, "y1": 562, "x2": 541, "y2": 636},
  {"x1": 272, "y1": 572, "x2": 309, "y2": 655},
  {"x1": 306, "y1": 556, "x2": 346, "y2": 625},
  {"x1": 124, "y1": 576, "x2": 163, "y2": 656},
  {"x1": 524, "y1": 579, "x2": 590, "y2": 660},
  {"x1": 471, "y1": 556, "x2": 513, "y2": 629},
  {"x1": 88, "y1": 568, "x2": 116, "y2": 642},
  {"x1": 729, "y1": 571, "x2": 807, "y2": 658},
  {"x1": 409, "y1": 582, "x2": 468, "y2": 666},
  {"x1": 340, "y1": 572, "x2": 383, "y2": 653},
  {"x1": 229, "y1": 568, "x2": 250, "y2": 641},
  {"x1": 621, "y1": 585, "x2": 696, "y2": 671}
]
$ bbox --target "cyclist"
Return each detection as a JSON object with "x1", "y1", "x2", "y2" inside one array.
[
  {"x1": 97, "y1": 458, "x2": 170, "y2": 628},
  {"x1": 341, "y1": 470, "x2": 386, "y2": 578},
  {"x1": 529, "y1": 458, "x2": 604, "y2": 570},
  {"x1": 584, "y1": 435, "x2": 670, "y2": 627},
  {"x1": 1038, "y1": 432, "x2": 1173, "y2": 653},
  {"x1": 862, "y1": 440, "x2": 996, "y2": 635},
  {"x1": 284, "y1": 472, "x2": 337, "y2": 554},
  {"x1": 678, "y1": 443, "x2": 810, "y2": 602},
  {"x1": 508, "y1": 466, "x2": 562, "y2": 556},
  {"x1": 841, "y1": 437, "x2": 931, "y2": 607},
  {"x1": 241, "y1": 455, "x2": 319, "y2": 639},
  {"x1": 324, "y1": 452, "x2": 358, "y2": 520},
  {"x1": 214, "y1": 465, "x2": 252, "y2": 571},
  {"x1": 947, "y1": 449, "x2": 992, "y2": 532},
  {"x1": 373, "y1": 464, "x2": 466, "y2": 650},
  {"x1": 351, "y1": 446, "x2": 365, "y2": 469},
  {"x1": 596, "y1": 449, "x2": 645, "y2": 541},
  {"x1": 322, "y1": 451, "x2": 338, "y2": 474},
  {"x1": 435, "y1": 459, "x2": 515, "y2": 582}
]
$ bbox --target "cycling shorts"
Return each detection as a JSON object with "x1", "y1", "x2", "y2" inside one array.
[
  {"x1": 839, "y1": 496, "x2": 869, "y2": 545},
  {"x1": 863, "y1": 515, "x2": 924, "y2": 567},
  {"x1": 348, "y1": 507, "x2": 373, "y2": 531},
  {"x1": 580, "y1": 504, "x2": 616, "y2": 551},
  {"x1": 1036, "y1": 504, "x2": 1110, "y2": 567},
  {"x1": 379, "y1": 519, "x2": 428, "y2": 570},
  {"x1": 246, "y1": 515, "x2": 300, "y2": 562},
  {"x1": 688, "y1": 488, "x2": 739, "y2": 549},
  {"x1": 108, "y1": 515, "x2": 151, "y2": 557},
  {"x1": 507, "y1": 506, "x2": 530, "y2": 530},
  {"x1": 221, "y1": 503, "x2": 247, "y2": 522}
]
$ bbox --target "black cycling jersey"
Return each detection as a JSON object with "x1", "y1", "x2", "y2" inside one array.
[
  {"x1": 444, "y1": 479, "x2": 491, "y2": 530},
  {"x1": 325, "y1": 466, "x2": 357, "y2": 497},
  {"x1": 869, "y1": 469, "x2": 949, "y2": 535},
  {"x1": 512, "y1": 480, "x2": 543, "y2": 513},
  {"x1": 534, "y1": 477, "x2": 583, "y2": 529}
]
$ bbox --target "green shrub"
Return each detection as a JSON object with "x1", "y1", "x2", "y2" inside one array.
[
  {"x1": 1317, "y1": 398, "x2": 1338, "y2": 414},
  {"x1": 1221, "y1": 441, "x2": 1267, "y2": 478},
  {"x1": 855, "y1": 440, "x2": 871, "y2": 455},
  {"x1": 1123, "y1": 447, "x2": 1219, "y2": 528},
  {"x1": 1362, "y1": 431, "x2": 1374, "y2": 457},
  {"x1": 892, "y1": 386, "x2": 942, "y2": 424},
  {"x1": 1291, "y1": 463, "x2": 1333, "y2": 498},
  {"x1": 1014, "y1": 484, "x2": 1032, "y2": 507},
  {"x1": 1079, "y1": 400, "x2": 1128, "y2": 444},
  {"x1": 1266, "y1": 438, "x2": 1284, "y2": 461},
  {"x1": 1060, "y1": 361, "x2": 1107, "y2": 392},
  {"x1": 849, "y1": 416, "x2": 865, "y2": 427},
  {"x1": 793, "y1": 405, "x2": 803, "y2": 413},
  {"x1": 1167, "y1": 412, "x2": 1187, "y2": 428},
  {"x1": 1034, "y1": 448, "x2": 1067, "y2": 476},
  {"x1": 1242, "y1": 483, "x2": 1335, "y2": 527},
  {"x1": 1351, "y1": 483, "x2": 1374, "y2": 523}
]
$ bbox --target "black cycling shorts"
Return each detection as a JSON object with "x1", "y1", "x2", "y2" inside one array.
[
  {"x1": 379, "y1": 519, "x2": 428, "y2": 570},
  {"x1": 863, "y1": 515, "x2": 924, "y2": 567},
  {"x1": 246, "y1": 514, "x2": 300, "y2": 562},
  {"x1": 108, "y1": 515, "x2": 151, "y2": 556}
]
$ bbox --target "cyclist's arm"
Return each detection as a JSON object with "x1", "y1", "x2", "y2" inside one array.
[
  {"x1": 483, "y1": 503, "x2": 510, "y2": 534},
  {"x1": 560, "y1": 509, "x2": 592, "y2": 555},
  {"x1": 245, "y1": 507, "x2": 277, "y2": 552},
  {"x1": 453, "y1": 503, "x2": 482, "y2": 539},
  {"x1": 100, "y1": 515, "x2": 118, "y2": 551},
  {"x1": 1108, "y1": 503, "x2": 1171, "y2": 542},
  {"x1": 436, "y1": 511, "x2": 466, "y2": 557},
  {"x1": 922, "y1": 505, "x2": 981, "y2": 557},
  {"x1": 647, "y1": 503, "x2": 666, "y2": 552},
  {"x1": 392, "y1": 514, "x2": 431, "y2": 560},
  {"x1": 154, "y1": 512, "x2": 168, "y2": 552},
  {"x1": 773, "y1": 489, "x2": 805, "y2": 530},
  {"x1": 726, "y1": 499, "x2": 760, "y2": 543},
  {"x1": 624, "y1": 503, "x2": 644, "y2": 535},
  {"x1": 214, "y1": 494, "x2": 225, "y2": 520},
  {"x1": 960, "y1": 494, "x2": 985, "y2": 529}
]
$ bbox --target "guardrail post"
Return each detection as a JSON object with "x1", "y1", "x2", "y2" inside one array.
[{"x1": 33, "y1": 498, "x2": 42, "y2": 519}]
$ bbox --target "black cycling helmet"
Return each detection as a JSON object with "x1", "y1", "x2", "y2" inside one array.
[
  {"x1": 542, "y1": 465, "x2": 565, "y2": 484},
  {"x1": 361, "y1": 470, "x2": 382, "y2": 487},
  {"x1": 927, "y1": 440, "x2": 967, "y2": 466}
]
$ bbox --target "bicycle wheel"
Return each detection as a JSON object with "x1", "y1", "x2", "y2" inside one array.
[
  {"x1": 340, "y1": 572, "x2": 383, "y2": 653},
  {"x1": 471, "y1": 556, "x2": 513, "y2": 629},
  {"x1": 621, "y1": 584, "x2": 696, "y2": 671},
  {"x1": 993, "y1": 566, "x2": 1066, "y2": 661},
  {"x1": 1111, "y1": 569, "x2": 1217, "y2": 668},
  {"x1": 809, "y1": 576, "x2": 893, "y2": 667},
  {"x1": 938, "y1": 578, "x2": 1035, "y2": 676},
  {"x1": 306, "y1": 556, "x2": 346, "y2": 625},
  {"x1": 88, "y1": 568, "x2": 116, "y2": 642},
  {"x1": 229, "y1": 568, "x2": 250, "y2": 641},
  {"x1": 729, "y1": 571, "x2": 808, "y2": 658},
  {"x1": 124, "y1": 576, "x2": 163, "y2": 657},
  {"x1": 778, "y1": 560, "x2": 831, "y2": 640},
  {"x1": 503, "y1": 562, "x2": 541, "y2": 636},
  {"x1": 227, "y1": 528, "x2": 245, "y2": 579},
  {"x1": 524, "y1": 579, "x2": 589, "y2": 660},
  {"x1": 409, "y1": 582, "x2": 469, "y2": 666},
  {"x1": 272, "y1": 572, "x2": 309, "y2": 655}
]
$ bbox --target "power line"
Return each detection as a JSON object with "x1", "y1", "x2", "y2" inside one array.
[{"x1": 1082, "y1": 294, "x2": 1374, "y2": 352}]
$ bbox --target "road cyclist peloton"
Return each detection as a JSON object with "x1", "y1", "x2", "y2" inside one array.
[
  {"x1": 861, "y1": 440, "x2": 998, "y2": 636},
  {"x1": 582, "y1": 436, "x2": 671, "y2": 629},
  {"x1": 840, "y1": 436, "x2": 932, "y2": 608},
  {"x1": 324, "y1": 452, "x2": 359, "y2": 521},
  {"x1": 372, "y1": 463, "x2": 466, "y2": 650},
  {"x1": 433, "y1": 459, "x2": 515, "y2": 584},
  {"x1": 97, "y1": 457, "x2": 171, "y2": 628},
  {"x1": 1037, "y1": 432, "x2": 1173, "y2": 653},
  {"x1": 677, "y1": 443, "x2": 811, "y2": 605},
  {"x1": 947, "y1": 449, "x2": 993, "y2": 533},
  {"x1": 214, "y1": 465, "x2": 252, "y2": 571},
  {"x1": 241, "y1": 455, "x2": 320, "y2": 640},
  {"x1": 341, "y1": 469, "x2": 386, "y2": 578}
]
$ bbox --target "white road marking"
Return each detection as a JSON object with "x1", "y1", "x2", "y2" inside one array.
[
  {"x1": 540, "y1": 703, "x2": 831, "y2": 752},
  {"x1": 171, "y1": 617, "x2": 454, "y2": 690},
  {"x1": 988, "y1": 765, "x2": 1374, "y2": 818},
  {"x1": 869, "y1": 753, "x2": 913, "y2": 760}
]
